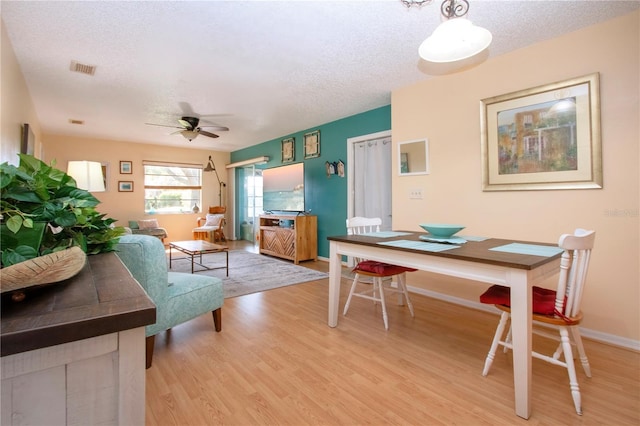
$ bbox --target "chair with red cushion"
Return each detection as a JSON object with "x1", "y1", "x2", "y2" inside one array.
[
  {"x1": 342, "y1": 217, "x2": 417, "y2": 330},
  {"x1": 479, "y1": 228, "x2": 596, "y2": 415}
]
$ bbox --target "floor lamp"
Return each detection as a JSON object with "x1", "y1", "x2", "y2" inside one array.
[{"x1": 203, "y1": 156, "x2": 226, "y2": 206}]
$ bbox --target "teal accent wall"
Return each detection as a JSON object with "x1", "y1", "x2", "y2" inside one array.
[{"x1": 231, "y1": 105, "x2": 391, "y2": 258}]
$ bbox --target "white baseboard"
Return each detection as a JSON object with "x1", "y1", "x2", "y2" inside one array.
[
  {"x1": 407, "y1": 285, "x2": 640, "y2": 352},
  {"x1": 316, "y1": 255, "x2": 640, "y2": 352}
]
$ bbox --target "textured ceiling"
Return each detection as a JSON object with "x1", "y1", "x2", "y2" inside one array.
[{"x1": 2, "y1": 1, "x2": 639, "y2": 152}]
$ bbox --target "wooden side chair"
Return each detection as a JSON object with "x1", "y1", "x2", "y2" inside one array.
[
  {"x1": 342, "y1": 217, "x2": 417, "y2": 330},
  {"x1": 479, "y1": 228, "x2": 596, "y2": 415},
  {"x1": 193, "y1": 206, "x2": 226, "y2": 243}
]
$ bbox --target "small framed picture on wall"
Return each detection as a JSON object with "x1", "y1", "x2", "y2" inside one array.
[
  {"x1": 120, "y1": 161, "x2": 132, "y2": 174},
  {"x1": 282, "y1": 137, "x2": 295, "y2": 162},
  {"x1": 118, "y1": 181, "x2": 134, "y2": 192},
  {"x1": 304, "y1": 130, "x2": 320, "y2": 159}
]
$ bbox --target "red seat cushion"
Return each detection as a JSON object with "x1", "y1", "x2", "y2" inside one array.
[
  {"x1": 353, "y1": 260, "x2": 417, "y2": 276},
  {"x1": 479, "y1": 285, "x2": 559, "y2": 315}
]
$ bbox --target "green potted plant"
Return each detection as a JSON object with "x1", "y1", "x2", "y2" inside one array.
[{"x1": 1, "y1": 154, "x2": 125, "y2": 268}]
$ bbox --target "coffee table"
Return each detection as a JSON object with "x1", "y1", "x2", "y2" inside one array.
[{"x1": 169, "y1": 240, "x2": 229, "y2": 275}]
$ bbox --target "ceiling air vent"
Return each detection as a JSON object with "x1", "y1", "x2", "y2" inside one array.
[
  {"x1": 68, "y1": 119, "x2": 84, "y2": 125},
  {"x1": 69, "y1": 61, "x2": 96, "y2": 76}
]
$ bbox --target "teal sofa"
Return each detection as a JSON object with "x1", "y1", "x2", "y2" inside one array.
[
  {"x1": 115, "y1": 234, "x2": 224, "y2": 368},
  {"x1": 127, "y1": 220, "x2": 168, "y2": 241}
]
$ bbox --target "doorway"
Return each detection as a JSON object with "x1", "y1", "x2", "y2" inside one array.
[
  {"x1": 347, "y1": 130, "x2": 393, "y2": 230},
  {"x1": 239, "y1": 165, "x2": 263, "y2": 244}
]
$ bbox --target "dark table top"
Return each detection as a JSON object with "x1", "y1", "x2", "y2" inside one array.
[
  {"x1": 1, "y1": 252, "x2": 156, "y2": 357},
  {"x1": 327, "y1": 232, "x2": 562, "y2": 270}
]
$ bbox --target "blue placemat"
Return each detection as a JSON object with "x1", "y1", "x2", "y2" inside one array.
[
  {"x1": 461, "y1": 235, "x2": 490, "y2": 242},
  {"x1": 378, "y1": 239, "x2": 460, "y2": 252},
  {"x1": 360, "y1": 231, "x2": 413, "y2": 238},
  {"x1": 490, "y1": 243, "x2": 563, "y2": 257}
]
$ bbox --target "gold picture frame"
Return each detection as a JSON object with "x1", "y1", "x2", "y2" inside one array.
[
  {"x1": 304, "y1": 130, "x2": 320, "y2": 159},
  {"x1": 282, "y1": 137, "x2": 295, "y2": 163},
  {"x1": 481, "y1": 73, "x2": 602, "y2": 191}
]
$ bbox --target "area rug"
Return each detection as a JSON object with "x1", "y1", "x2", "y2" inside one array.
[{"x1": 168, "y1": 250, "x2": 328, "y2": 298}]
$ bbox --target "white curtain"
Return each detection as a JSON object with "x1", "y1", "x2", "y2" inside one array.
[{"x1": 353, "y1": 137, "x2": 392, "y2": 230}]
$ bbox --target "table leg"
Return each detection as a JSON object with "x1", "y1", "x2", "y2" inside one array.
[
  {"x1": 225, "y1": 250, "x2": 229, "y2": 277},
  {"x1": 169, "y1": 245, "x2": 173, "y2": 268},
  {"x1": 328, "y1": 241, "x2": 341, "y2": 327},
  {"x1": 508, "y1": 269, "x2": 533, "y2": 419}
]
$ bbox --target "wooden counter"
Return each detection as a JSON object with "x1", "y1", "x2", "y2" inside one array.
[{"x1": 1, "y1": 252, "x2": 156, "y2": 425}]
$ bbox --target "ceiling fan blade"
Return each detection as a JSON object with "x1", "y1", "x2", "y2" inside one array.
[
  {"x1": 178, "y1": 119, "x2": 193, "y2": 130},
  {"x1": 145, "y1": 122, "x2": 182, "y2": 129},
  {"x1": 199, "y1": 125, "x2": 229, "y2": 132},
  {"x1": 199, "y1": 130, "x2": 219, "y2": 139}
]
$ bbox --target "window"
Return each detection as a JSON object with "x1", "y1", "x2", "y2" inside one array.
[{"x1": 143, "y1": 162, "x2": 202, "y2": 214}]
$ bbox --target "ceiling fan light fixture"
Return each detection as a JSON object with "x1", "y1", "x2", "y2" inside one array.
[
  {"x1": 181, "y1": 130, "x2": 199, "y2": 141},
  {"x1": 417, "y1": 0, "x2": 492, "y2": 63}
]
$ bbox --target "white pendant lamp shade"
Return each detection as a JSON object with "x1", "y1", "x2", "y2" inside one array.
[
  {"x1": 419, "y1": 17, "x2": 492, "y2": 63},
  {"x1": 67, "y1": 161, "x2": 105, "y2": 192}
]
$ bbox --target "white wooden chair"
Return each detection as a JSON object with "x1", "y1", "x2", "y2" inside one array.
[
  {"x1": 480, "y1": 228, "x2": 596, "y2": 415},
  {"x1": 342, "y1": 217, "x2": 416, "y2": 330}
]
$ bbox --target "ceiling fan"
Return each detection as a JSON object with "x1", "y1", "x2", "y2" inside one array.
[{"x1": 146, "y1": 116, "x2": 229, "y2": 141}]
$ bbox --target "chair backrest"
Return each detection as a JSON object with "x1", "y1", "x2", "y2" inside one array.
[
  {"x1": 346, "y1": 217, "x2": 382, "y2": 266},
  {"x1": 555, "y1": 228, "x2": 596, "y2": 318},
  {"x1": 115, "y1": 234, "x2": 169, "y2": 305},
  {"x1": 208, "y1": 206, "x2": 226, "y2": 214},
  {"x1": 346, "y1": 217, "x2": 382, "y2": 235}
]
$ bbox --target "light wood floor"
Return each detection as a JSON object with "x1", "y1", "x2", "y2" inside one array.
[{"x1": 147, "y1": 241, "x2": 639, "y2": 425}]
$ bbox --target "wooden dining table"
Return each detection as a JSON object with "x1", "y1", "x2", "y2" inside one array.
[{"x1": 327, "y1": 231, "x2": 563, "y2": 420}]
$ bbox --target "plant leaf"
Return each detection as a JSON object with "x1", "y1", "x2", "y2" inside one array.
[{"x1": 5, "y1": 215, "x2": 23, "y2": 233}]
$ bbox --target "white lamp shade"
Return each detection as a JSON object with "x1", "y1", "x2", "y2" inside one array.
[
  {"x1": 419, "y1": 18, "x2": 492, "y2": 63},
  {"x1": 67, "y1": 161, "x2": 106, "y2": 192}
]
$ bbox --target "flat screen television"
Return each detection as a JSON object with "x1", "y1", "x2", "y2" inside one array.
[{"x1": 263, "y1": 163, "x2": 305, "y2": 213}]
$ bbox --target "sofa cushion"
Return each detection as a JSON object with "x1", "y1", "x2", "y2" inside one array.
[
  {"x1": 193, "y1": 226, "x2": 216, "y2": 232},
  {"x1": 166, "y1": 272, "x2": 224, "y2": 327},
  {"x1": 138, "y1": 219, "x2": 160, "y2": 229},
  {"x1": 205, "y1": 214, "x2": 224, "y2": 226},
  {"x1": 479, "y1": 285, "x2": 561, "y2": 315},
  {"x1": 353, "y1": 260, "x2": 417, "y2": 276}
]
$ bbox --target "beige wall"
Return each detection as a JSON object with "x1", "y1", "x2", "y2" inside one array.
[
  {"x1": 43, "y1": 135, "x2": 230, "y2": 242},
  {"x1": 392, "y1": 11, "x2": 639, "y2": 343},
  {"x1": 1, "y1": 19, "x2": 42, "y2": 164},
  {"x1": 2, "y1": 12, "x2": 638, "y2": 345}
]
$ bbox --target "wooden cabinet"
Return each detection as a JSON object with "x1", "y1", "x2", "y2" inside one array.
[
  {"x1": 259, "y1": 214, "x2": 317, "y2": 264},
  {"x1": 1, "y1": 253, "x2": 156, "y2": 426}
]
